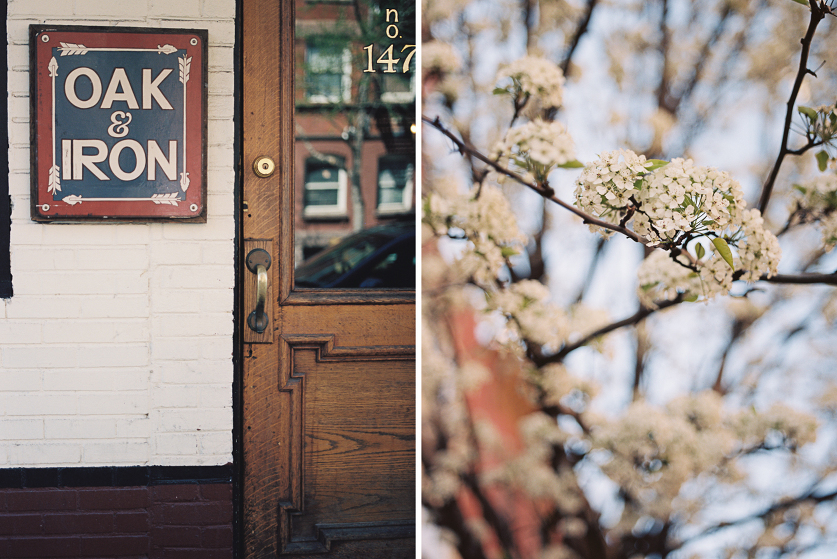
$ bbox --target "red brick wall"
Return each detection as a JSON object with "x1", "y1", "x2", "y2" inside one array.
[{"x1": 0, "y1": 484, "x2": 232, "y2": 558}]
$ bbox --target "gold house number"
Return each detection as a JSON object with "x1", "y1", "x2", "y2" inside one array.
[{"x1": 362, "y1": 9, "x2": 415, "y2": 74}]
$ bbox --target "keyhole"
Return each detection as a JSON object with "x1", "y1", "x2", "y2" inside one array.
[{"x1": 262, "y1": 163, "x2": 269, "y2": 171}]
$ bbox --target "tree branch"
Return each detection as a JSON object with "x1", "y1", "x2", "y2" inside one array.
[
  {"x1": 560, "y1": 0, "x2": 599, "y2": 77},
  {"x1": 422, "y1": 115, "x2": 652, "y2": 246},
  {"x1": 757, "y1": 0, "x2": 826, "y2": 214},
  {"x1": 533, "y1": 296, "x2": 685, "y2": 366},
  {"x1": 762, "y1": 271, "x2": 837, "y2": 285},
  {"x1": 672, "y1": 485, "x2": 837, "y2": 551}
]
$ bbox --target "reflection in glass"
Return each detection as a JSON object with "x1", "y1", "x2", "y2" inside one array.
[
  {"x1": 294, "y1": 221, "x2": 415, "y2": 288},
  {"x1": 294, "y1": 0, "x2": 415, "y2": 288}
]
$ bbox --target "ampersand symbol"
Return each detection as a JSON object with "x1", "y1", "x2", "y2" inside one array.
[{"x1": 107, "y1": 111, "x2": 132, "y2": 138}]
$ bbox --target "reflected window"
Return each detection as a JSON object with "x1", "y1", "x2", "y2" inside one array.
[
  {"x1": 377, "y1": 155, "x2": 414, "y2": 215},
  {"x1": 303, "y1": 156, "x2": 347, "y2": 218},
  {"x1": 305, "y1": 42, "x2": 350, "y2": 103},
  {"x1": 380, "y1": 57, "x2": 415, "y2": 103}
]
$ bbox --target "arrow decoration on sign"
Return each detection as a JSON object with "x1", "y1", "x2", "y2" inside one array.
[
  {"x1": 48, "y1": 166, "x2": 60, "y2": 194},
  {"x1": 58, "y1": 43, "x2": 178, "y2": 56},
  {"x1": 62, "y1": 193, "x2": 182, "y2": 206},
  {"x1": 48, "y1": 57, "x2": 60, "y2": 194},
  {"x1": 179, "y1": 55, "x2": 192, "y2": 192}
]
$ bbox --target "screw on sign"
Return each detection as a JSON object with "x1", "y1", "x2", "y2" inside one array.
[{"x1": 31, "y1": 26, "x2": 207, "y2": 221}]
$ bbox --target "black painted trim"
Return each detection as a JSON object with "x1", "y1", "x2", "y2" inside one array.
[
  {"x1": 0, "y1": 464, "x2": 233, "y2": 489},
  {"x1": 1, "y1": 0, "x2": 12, "y2": 299},
  {"x1": 232, "y1": 1, "x2": 244, "y2": 558}
]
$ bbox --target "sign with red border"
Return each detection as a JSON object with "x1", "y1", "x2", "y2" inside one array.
[{"x1": 30, "y1": 26, "x2": 207, "y2": 222}]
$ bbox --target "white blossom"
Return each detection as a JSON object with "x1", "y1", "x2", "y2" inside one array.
[
  {"x1": 422, "y1": 41, "x2": 462, "y2": 75},
  {"x1": 734, "y1": 208, "x2": 781, "y2": 282},
  {"x1": 637, "y1": 250, "x2": 702, "y2": 306},
  {"x1": 732, "y1": 403, "x2": 819, "y2": 450},
  {"x1": 698, "y1": 254, "x2": 734, "y2": 298},
  {"x1": 425, "y1": 182, "x2": 526, "y2": 288},
  {"x1": 486, "y1": 280, "x2": 570, "y2": 348},
  {"x1": 574, "y1": 149, "x2": 652, "y2": 237},
  {"x1": 792, "y1": 172, "x2": 837, "y2": 249},
  {"x1": 494, "y1": 119, "x2": 576, "y2": 183},
  {"x1": 496, "y1": 56, "x2": 566, "y2": 117}
]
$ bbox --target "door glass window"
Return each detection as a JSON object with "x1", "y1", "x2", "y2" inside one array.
[{"x1": 294, "y1": 0, "x2": 416, "y2": 288}]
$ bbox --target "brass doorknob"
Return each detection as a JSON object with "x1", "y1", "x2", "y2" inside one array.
[{"x1": 253, "y1": 156, "x2": 276, "y2": 178}]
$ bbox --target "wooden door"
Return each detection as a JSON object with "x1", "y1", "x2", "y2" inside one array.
[{"x1": 240, "y1": 0, "x2": 416, "y2": 557}]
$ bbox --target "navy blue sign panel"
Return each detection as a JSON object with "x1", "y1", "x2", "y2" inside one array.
[{"x1": 31, "y1": 26, "x2": 207, "y2": 221}]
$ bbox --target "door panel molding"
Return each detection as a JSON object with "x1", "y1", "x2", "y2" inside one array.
[
  {"x1": 275, "y1": 342, "x2": 415, "y2": 555},
  {"x1": 281, "y1": 333, "x2": 415, "y2": 361},
  {"x1": 280, "y1": 519, "x2": 415, "y2": 555},
  {"x1": 283, "y1": 290, "x2": 415, "y2": 306}
]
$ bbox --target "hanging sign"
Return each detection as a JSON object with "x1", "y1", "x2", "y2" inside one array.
[{"x1": 30, "y1": 26, "x2": 207, "y2": 221}]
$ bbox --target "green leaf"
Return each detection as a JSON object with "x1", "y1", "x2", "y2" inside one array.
[
  {"x1": 817, "y1": 150, "x2": 830, "y2": 172},
  {"x1": 695, "y1": 243, "x2": 706, "y2": 260},
  {"x1": 712, "y1": 237, "x2": 735, "y2": 270},
  {"x1": 501, "y1": 247, "x2": 519, "y2": 257},
  {"x1": 798, "y1": 106, "x2": 818, "y2": 121},
  {"x1": 558, "y1": 159, "x2": 585, "y2": 169},
  {"x1": 493, "y1": 87, "x2": 509, "y2": 95},
  {"x1": 640, "y1": 281, "x2": 660, "y2": 292},
  {"x1": 684, "y1": 293, "x2": 699, "y2": 302},
  {"x1": 790, "y1": 0, "x2": 810, "y2": 5},
  {"x1": 645, "y1": 159, "x2": 669, "y2": 172},
  {"x1": 793, "y1": 184, "x2": 808, "y2": 194}
]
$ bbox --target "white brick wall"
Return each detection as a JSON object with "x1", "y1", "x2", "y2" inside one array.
[{"x1": 1, "y1": 0, "x2": 236, "y2": 467}]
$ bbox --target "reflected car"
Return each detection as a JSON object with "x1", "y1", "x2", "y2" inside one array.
[{"x1": 294, "y1": 221, "x2": 415, "y2": 288}]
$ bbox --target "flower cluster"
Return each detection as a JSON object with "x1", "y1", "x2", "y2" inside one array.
[
  {"x1": 733, "y1": 209, "x2": 782, "y2": 282},
  {"x1": 577, "y1": 152, "x2": 779, "y2": 300},
  {"x1": 732, "y1": 403, "x2": 819, "y2": 451},
  {"x1": 486, "y1": 280, "x2": 570, "y2": 347},
  {"x1": 792, "y1": 172, "x2": 837, "y2": 249},
  {"x1": 592, "y1": 396, "x2": 731, "y2": 526},
  {"x1": 637, "y1": 250, "x2": 702, "y2": 307},
  {"x1": 425, "y1": 182, "x2": 526, "y2": 287},
  {"x1": 538, "y1": 363, "x2": 598, "y2": 410},
  {"x1": 493, "y1": 119, "x2": 576, "y2": 183},
  {"x1": 574, "y1": 149, "x2": 655, "y2": 236},
  {"x1": 421, "y1": 41, "x2": 462, "y2": 76},
  {"x1": 591, "y1": 392, "x2": 818, "y2": 533},
  {"x1": 697, "y1": 253, "x2": 735, "y2": 298},
  {"x1": 799, "y1": 104, "x2": 837, "y2": 148},
  {"x1": 495, "y1": 56, "x2": 566, "y2": 117},
  {"x1": 636, "y1": 158, "x2": 746, "y2": 242}
]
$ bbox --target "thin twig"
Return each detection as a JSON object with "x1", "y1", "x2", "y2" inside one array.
[
  {"x1": 758, "y1": 0, "x2": 826, "y2": 213},
  {"x1": 560, "y1": 0, "x2": 599, "y2": 77}
]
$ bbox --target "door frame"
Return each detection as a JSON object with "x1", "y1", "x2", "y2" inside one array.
[{"x1": 234, "y1": 0, "x2": 416, "y2": 555}]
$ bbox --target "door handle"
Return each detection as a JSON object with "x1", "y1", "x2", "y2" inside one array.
[{"x1": 246, "y1": 248, "x2": 272, "y2": 334}]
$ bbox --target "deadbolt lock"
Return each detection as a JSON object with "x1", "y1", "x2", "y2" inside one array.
[{"x1": 253, "y1": 156, "x2": 276, "y2": 178}]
